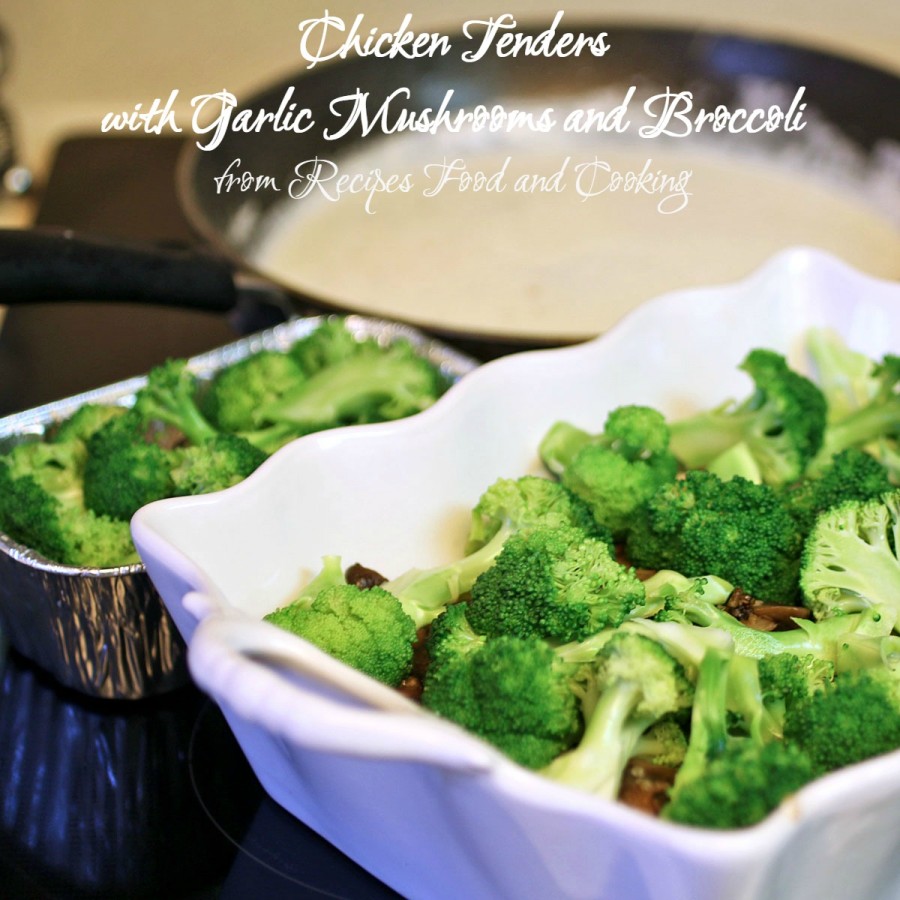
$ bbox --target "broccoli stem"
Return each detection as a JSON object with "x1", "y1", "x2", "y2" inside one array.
[
  {"x1": 813, "y1": 402, "x2": 900, "y2": 470},
  {"x1": 542, "y1": 681, "x2": 647, "y2": 799},
  {"x1": 241, "y1": 420, "x2": 308, "y2": 456},
  {"x1": 383, "y1": 524, "x2": 511, "y2": 627},
  {"x1": 667, "y1": 647, "x2": 731, "y2": 796},
  {"x1": 259, "y1": 352, "x2": 429, "y2": 427},
  {"x1": 667, "y1": 409, "x2": 751, "y2": 469},
  {"x1": 539, "y1": 421, "x2": 592, "y2": 475},
  {"x1": 293, "y1": 555, "x2": 347, "y2": 606}
]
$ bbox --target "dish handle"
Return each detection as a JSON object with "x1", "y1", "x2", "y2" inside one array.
[{"x1": 187, "y1": 607, "x2": 499, "y2": 775}]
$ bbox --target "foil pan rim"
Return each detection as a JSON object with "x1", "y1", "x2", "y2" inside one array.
[{"x1": 0, "y1": 314, "x2": 478, "y2": 699}]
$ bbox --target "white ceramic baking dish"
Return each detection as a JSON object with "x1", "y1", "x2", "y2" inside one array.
[{"x1": 132, "y1": 248, "x2": 900, "y2": 900}]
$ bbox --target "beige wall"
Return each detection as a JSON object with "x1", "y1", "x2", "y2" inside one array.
[{"x1": 1, "y1": 0, "x2": 898, "y2": 177}]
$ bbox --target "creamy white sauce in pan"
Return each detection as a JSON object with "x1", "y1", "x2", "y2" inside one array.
[{"x1": 253, "y1": 134, "x2": 900, "y2": 342}]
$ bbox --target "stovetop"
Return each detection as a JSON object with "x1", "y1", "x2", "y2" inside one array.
[{"x1": 0, "y1": 135, "x2": 400, "y2": 899}]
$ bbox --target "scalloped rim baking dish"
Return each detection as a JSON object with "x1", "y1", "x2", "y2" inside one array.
[{"x1": 132, "y1": 248, "x2": 900, "y2": 900}]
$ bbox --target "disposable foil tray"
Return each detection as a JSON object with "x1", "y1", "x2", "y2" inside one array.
[{"x1": 0, "y1": 315, "x2": 477, "y2": 699}]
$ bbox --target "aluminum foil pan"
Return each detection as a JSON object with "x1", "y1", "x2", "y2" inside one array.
[{"x1": 0, "y1": 315, "x2": 478, "y2": 700}]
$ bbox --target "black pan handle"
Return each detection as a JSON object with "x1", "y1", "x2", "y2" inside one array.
[{"x1": 0, "y1": 227, "x2": 239, "y2": 312}]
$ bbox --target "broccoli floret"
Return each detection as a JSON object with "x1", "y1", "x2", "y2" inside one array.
[
  {"x1": 658, "y1": 642, "x2": 816, "y2": 829},
  {"x1": 380, "y1": 530, "x2": 514, "y2": 629},
  {"x1": 381, "y1": 477, "x2": 614, "y2": 628},
  {"x1": 87, "y1": 368, "x2": 269, "y2": 515},
  {"x1": 663, "y1": 739, "x2": 815, "y2": 829},
  {"x1": 1, "y1": 439, "x2": 87, "y2": 504},
  {"x1": 632, "y1": 717, "x2": 689, "y2": 768},
  {"x1": 675, "y1": 645, "x2": 779, "y2": 783},
  {"x1": 783, "y1": 666, "x2": 900, "y2": 776},
  {"x1": 626, "y1": 470, "x2": 804, "y2": 602},
  {"x1": 809, "y1": 354, "x2": 900, "y2": 474},
  {"x1": 254, "y1": 340, "x2": 447, "y2": 433},
  {"x1": 50, "y1": 403, "x2": 128, "y2": 444},
  {"x1": 132, "y1": 358, "x2": 218, "y2": 446},
  {"x1": 540, "y1": 406, "x2": 679, "y2": 539},
  {"x1": 758, "y1": 652, "x2": 834, "y2": 737},
  {"x1": 288, "y1": 317, "x2": 371, "y2": 375},
  {"x1": 466, "y1": 475, "x2": 614, "y2": 553},
  {"x1": 806, "y1": 327, "x2": 881, "y2": 424},
  {"x1": 264, "y1": 583, "x2": 417, "y2": 687},
  {"x1": 52, "y1": 505, "x2": 139, "y2": 568},
  {"x1": 0, "y1": 438, "x2": 138, "y2": 567},
  {"x1": 540, "y1": 404, "x2": 673, "y2": 474},
  {"x1": 82, "y1": 411, "x2": 178, "y2": 521},
  {"x1": 201, "y1": 350, "x2": 307, "y2": 434},
  {"x1": 169, "y1": 433, "x2": 267, "y2": 496},
  {"x1": 541, "y1": 632, "x2": 694, "y2": 800},
  {"x1": 758, "y1": 652, "x2": 834, "y2": 705},
  {"x1": 0, "y1": 454, "x2": 62, "y2": 558},
  {"x1": 466, "y1": 525, "x2": 646, "y2": 642},
  {"x1": 800, "y1": 490, "x2": 900, "y2": 629},
  {"x1": 668, "y1": 349, "x2": 827, "y2": 487},
  {"x1": 780, "y1": 448, "x2": 894, "y2": 534},
  {"x1": 650, "y1": 570, "x2": 893, "y2": 672},
  {"x1": 664, "y1": 646, "x2": 740, "y2": 805},
  {"x1": 421, "y1": 615, "x2": 583, "y2": 769},
  {"x1": 425, "y1": 601, "x2": 486, "y2": 671}
]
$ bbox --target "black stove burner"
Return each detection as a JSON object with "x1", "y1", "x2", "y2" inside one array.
[
  {"x1": 188, "y1": 703, "x2": 400, "y2": 899},
  {"x1": 0, "y1": 646, "x2": 399, "y2": 899},
  {"x1": 0, "y1": 647, "x2": 256, "y2": 898}
]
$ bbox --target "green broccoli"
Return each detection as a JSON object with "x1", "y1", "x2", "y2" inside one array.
[
  {"x1": 539, "y1": 405, "x2": 679, "y2": 538},
  {"x1": 805, "y1": 327, "x2": 881, "y2": 424},
  {"x1": 631, "y1": 717, "x2": 689, "y2": 768},
  {"x1": 50, "y1": 403, "x2": 128, "y2": 444},
  {"x1": 663, "y1": 739, "x2": 815, "y2": 829},
  {"x1": 625, "y1": 469, "x2": 804, "y2": 602},
  {"x1": 658, "y1": 642, "x2": 816, "y2": 829},
  {"x1": 288, "y1": 317, "x2": 372, "y2": 375},
  {"x1": 264, "y1": 583, "x2": 417, "y2": 687},
  {"x1": 541, "y1": 631, "x2": 693, "y2": 800},
  {"x1": 201, "y1": 350, "x2": 307, "y2": 434},
  {"x1": 466, "y1": 524, "x2": 646, "y2": 643},
  {"x1": 466, "y1": 475, "x2": 613, "y2": 553},
  {"x1": 758, "y1": 652, "x2": 834, "y2": 737},
  {"x1": 780, "y1": 448, "x2": 894, "y2": 534},
  {"x1": 254, "y1": 340, "x2": 447, "y2": 434},
  {"x1": 424, "y1": 601, "x2": 486, "y2": 671},
  {"x1": 649, "y1": 570, "x2": 893, "y2": 673},
  {"x1": 800, "y1": 490, "x2": 900, "y2": 629},
  {"x1": 665, "y1": 646, "x2": 740, "y2": 804},
  {"x1": 668, "y1": 349, "x2": 827, "y2": 487},
  {"x1": 783, "y1": 666, "x2": 900, "y2": 776},
  {"x1": 1, "y1": 438, "x2": 87, "y2": 504},
  {"x1": 0, "y1": 438, "x2": 138, "y2": 567},
  {"x1": 82, "y1": 411, "x2": 178, "y2": 522},
  {"x1": 380, "y1": 476, "x2": 614, "y2": 628},
  {"x1": 169, "y1": 433, "x2": 268, "y2": 496},
  {"x1": 808, "y1": 354, "x2": 900, "y2": 474},
  {"x1": 132, "y1": 358, "x2": 218, "y2": 446},
  {"x1": 422, "y1": 607, "x2": 584, "y2": 769}
]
